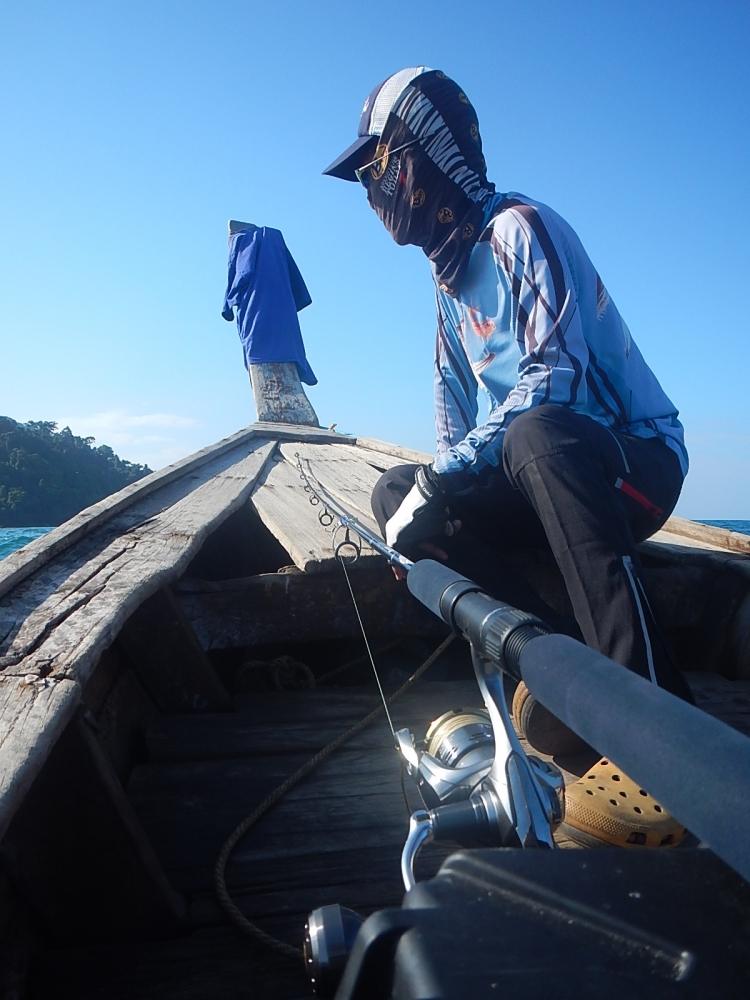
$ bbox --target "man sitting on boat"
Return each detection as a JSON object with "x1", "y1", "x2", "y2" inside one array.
[{"x1": 324, "y1": 66, "x2": 692, "y2": 850}]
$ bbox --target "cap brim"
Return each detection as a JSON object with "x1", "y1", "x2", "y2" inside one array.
[{"x1": 322, "y1": 134, "x2": 378, "y2": 181}]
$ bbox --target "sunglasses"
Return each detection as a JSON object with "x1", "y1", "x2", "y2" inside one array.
[{"x1": 355, "y1": 137, "x2": 421, "y2": 186}]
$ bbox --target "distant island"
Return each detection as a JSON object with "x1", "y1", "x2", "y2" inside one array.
[{"x1": 0, "y1": 417, "x2": 151, "y2": 527}]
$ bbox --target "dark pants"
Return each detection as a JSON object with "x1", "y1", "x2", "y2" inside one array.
[{"x1": 371, "y1": 405, "x2": 692, "y2": 701}]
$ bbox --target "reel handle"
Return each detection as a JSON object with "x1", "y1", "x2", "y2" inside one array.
[
  {"x1": 401, "y1": 798, "x2": 520, "y2": 892},
  {"x1": 401, "y1": 811, "x2": 433, "y2": 892}
]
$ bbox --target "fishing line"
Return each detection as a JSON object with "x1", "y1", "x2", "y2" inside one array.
[
  {"x1": 337, "y1": 548, "x2": 397, "y2": 744},
  {"x1": 296, "y1": 451, "x2": 414, "y2": 743}
]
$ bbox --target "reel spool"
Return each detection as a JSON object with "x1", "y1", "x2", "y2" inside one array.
[{"x1": 425, "y1": 709, "x2": 495, "y2": 770}]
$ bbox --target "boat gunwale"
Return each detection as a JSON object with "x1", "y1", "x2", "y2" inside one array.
[
  {"x1": 0, "y1": 423, "x2": 351, "y2": 602},
  {"x1": 1, "y1": 425, "x2": 748, "y2": 847}
]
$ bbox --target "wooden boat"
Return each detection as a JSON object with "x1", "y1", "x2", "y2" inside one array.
[{"x1": 2, "y1": 369, "x2": 750, "y2": 998}]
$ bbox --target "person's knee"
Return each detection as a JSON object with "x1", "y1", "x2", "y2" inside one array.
[
  {"x1": 370, "y1": 463, "x2": 419, "y2": 533},
  {"x1": 503, "y1": 405, "x2": 576, "y2": 479}
]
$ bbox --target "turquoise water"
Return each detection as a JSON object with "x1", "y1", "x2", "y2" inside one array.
[
  {"x1": 1, "y1": 521, "x2": 749, "y2": 561},
  {"x1": 0, "y1": 527, "x2": 53, "y2": 560}
]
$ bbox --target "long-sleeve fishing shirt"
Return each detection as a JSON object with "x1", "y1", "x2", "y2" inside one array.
[
  {"x1": 431, "y1": 192, "x2": 688, "y2": 481},
  {"x1": 222, "y1": 225, "x2": 317, "y2": 385}
]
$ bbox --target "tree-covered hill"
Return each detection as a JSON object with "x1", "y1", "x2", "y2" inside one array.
[{"x1": 0, "y1": 417, "x2": 151, "y2": 527}]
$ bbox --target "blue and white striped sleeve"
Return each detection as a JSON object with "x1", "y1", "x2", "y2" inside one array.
[
  {"x1": 433, "y1": 203, "x2": 590, "y2": 478},
  {"x1": 433, "y1": 287, "x2": 478, "y2": 456}
]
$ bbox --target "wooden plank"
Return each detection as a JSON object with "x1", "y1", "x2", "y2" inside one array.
[
  {"x1": 145, "y1": 680, "x2": 480, "y2": 763},
  {"x1": 725, "y1": 592, "x2": 750, "y2": 681},
  {"x1": 638, "y1": 538, "x2": 750, "y2": 676},
  {"x1": 0, "y1": 442, "x2": 280, "y2": 659},
  {"x1": 82, "y1": 649, "x2": 161, "y2": 781},
  {"x1": 0, "y1": 675, "x2": 80, "y2": 840},
  {"x1": 649, "y1": 528, "x2": 730, "y2": 553},
  {"x1": 354, "y1": 436, "x2": 432, "y2": 465},
  {"x1": 660, "y1": 515, "x2": 750, "y2": 555},
  {"x1": 118, "y1": 587, "x2": 231, "y2": 712},
  {"x1": 2, "y1": 714, "x2": 185, "y2": 942},
  {"x1": 189, "y1": 841, "x2": 453, "y2": 927},
  {"x1": 279, "y1": 440, "x2": 402, "y2": 522},
  {"x1": 251, "y1": 457, "x2": 382, "y2": 572},
  {"x1": 176, "y1": 567, "x2": 443, "y2": 650},
  {"x1": 0, "y1": 428, "x2": 259, "y2": 601},
  {"x1": 0, "y1": 441, "x2": 275, "y2": 840},
  {"x1": 145, "y1": 715, "x2": 403, "y2": 762},
  {"x1": 0, "y1": 425, "x2": 350, "y2": 602},
  {"x1": 248, "y1": 362, "x2": 319, "y2": 425},
  {"x1": 75, "y1": 717, "x2": 186, "y2": 921},
  {"x1": 128, "y1": 750, "x2": 412, "y2": 890},
  {"x1": 0, "y1": 440, "x2": 276, "y2": 684},
  {"x1": 251, "y1": 422, "x2": 353, "y2": 445},
  {"x1": 128, "y1": 680, "x2": 485, "y2": 895}
]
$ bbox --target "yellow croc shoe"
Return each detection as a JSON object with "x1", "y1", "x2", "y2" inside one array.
[
  {"x1": 561, "y1": 757, "x2": 687, "y2": 848},
  {"x1": 511, "y1": 681, "x2": 592, "y2": 756}
]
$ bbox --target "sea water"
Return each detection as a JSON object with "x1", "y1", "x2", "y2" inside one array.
[
  {"x1": 1, "y1": 521, "x2": 749, "y2": 560},
  {"x1": 698, "y1": 520, "x2": 750, "y2": 535},
  {"x1": 0, "y1": 527, "x2": 54, "y2": 560}
]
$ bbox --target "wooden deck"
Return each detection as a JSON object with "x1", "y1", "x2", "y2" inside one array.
[{"x1": 28, "y1": 663, "x2": 750, "y2": 999}]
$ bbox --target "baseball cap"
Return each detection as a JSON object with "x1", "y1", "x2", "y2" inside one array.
[{"x1": 322, "y1": 66, "x2": 431, "y2": 181}]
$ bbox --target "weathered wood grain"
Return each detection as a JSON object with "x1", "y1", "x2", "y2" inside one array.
[
  {"x1": 0, "y1": 429, "x2": 256, "y2": 601},
  {"x1": 279, "y1": 440, "x2": 402, "y2": 522},
  {"x1": 176, "y1": 567, "x2": 443, "y2": 650},
  {"x1": 0, "y1": 440, "x2": 276, "y2": 840},
  {"x1": 75, "y1": 717, "x2": 187, "y2": 921},
  {"x1": 354, "y1": 436, "x2": 432, "y2": 465},
  {"x1": 130, "y1": 673, "x2": 750, "y2": 891},
  {"x1": 660, "y1": 515, "x2": 750, "y2": 555},
  {"x1": 118, "y1": 588, "x2": 231, "y2": 712},
  {"x1": 250, "y1": 457, "x2": 382, "y2": 572},
  {"x1": 145, "y1": 681, "x2": 479, "y2": 763},
  {"x1": 188, "y1": 841, "x2": 455, "y2": 927},
  {"x1": 3, "y1": 715, "x2": 185, "y2": 943},
  {"x1": 0, "y1": 424, "x2": 350, "y2": 603},
  {"x1": 0, "y1": 440, "x2": 276, "y2": 682},
  {"x1": 249, "y1": 362, "x2": 319, "y2": 425},
  {"x1": 32, "y1": 671, "x2": 750, "y2": 998},
  {"x1": 251, "y1": 422, "x2": 352, "y2": 444},
  {"x1": 129, "y1": 749, "x2": 439, "y2": 893}
]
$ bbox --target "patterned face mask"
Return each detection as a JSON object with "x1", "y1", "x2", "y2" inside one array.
[{"x1": 362, "y1": 71, "x2": 495, "y2": 296}]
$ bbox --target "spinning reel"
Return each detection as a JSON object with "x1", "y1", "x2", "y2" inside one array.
[
  {"x1": 294, "y1": 462, "x2": 566, "y2": 995},
  {"x1": 396, "y1": 646, "x2": 564, "y2": 890},
  {"x1": 305, "y1": 646, "x2": 565, "y2": 996}
]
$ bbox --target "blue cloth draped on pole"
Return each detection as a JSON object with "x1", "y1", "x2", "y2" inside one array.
[{"x1": 221, "y1": 225, "x2": 317, "y2": 385}]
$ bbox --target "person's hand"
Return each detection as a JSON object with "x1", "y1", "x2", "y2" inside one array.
[
  {"x1": 385, "y1": 466, "x2": 462, "y2": 577},
  {"x1": 390, "y1": 533, "x2": 460, "y2": 581}
]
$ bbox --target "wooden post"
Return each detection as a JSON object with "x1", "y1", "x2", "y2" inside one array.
[
  {"x1": 228, "y1": 220, "x2": 320, "y2": 427},
  {"x1": 249, "y1": 361, "x2": 319, "y2": 426}
]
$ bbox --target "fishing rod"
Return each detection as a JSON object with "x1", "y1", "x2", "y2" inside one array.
[
  {"x1": 295, "y1": 455, "x2": 750, "y2": 996},
  {"x1": 295, "y1": 454, "x2": 414, "y2": 575},
  {"x1": 295, "y1": 453, "x2": 564, "y2": 995},
  {"x1": 295, "y1": 453, "x2": 563, "y2": 853}
]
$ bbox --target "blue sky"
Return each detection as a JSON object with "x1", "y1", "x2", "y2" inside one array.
[{"x1": 1, "y1": 1, "x2": 748, "y2": 517}]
